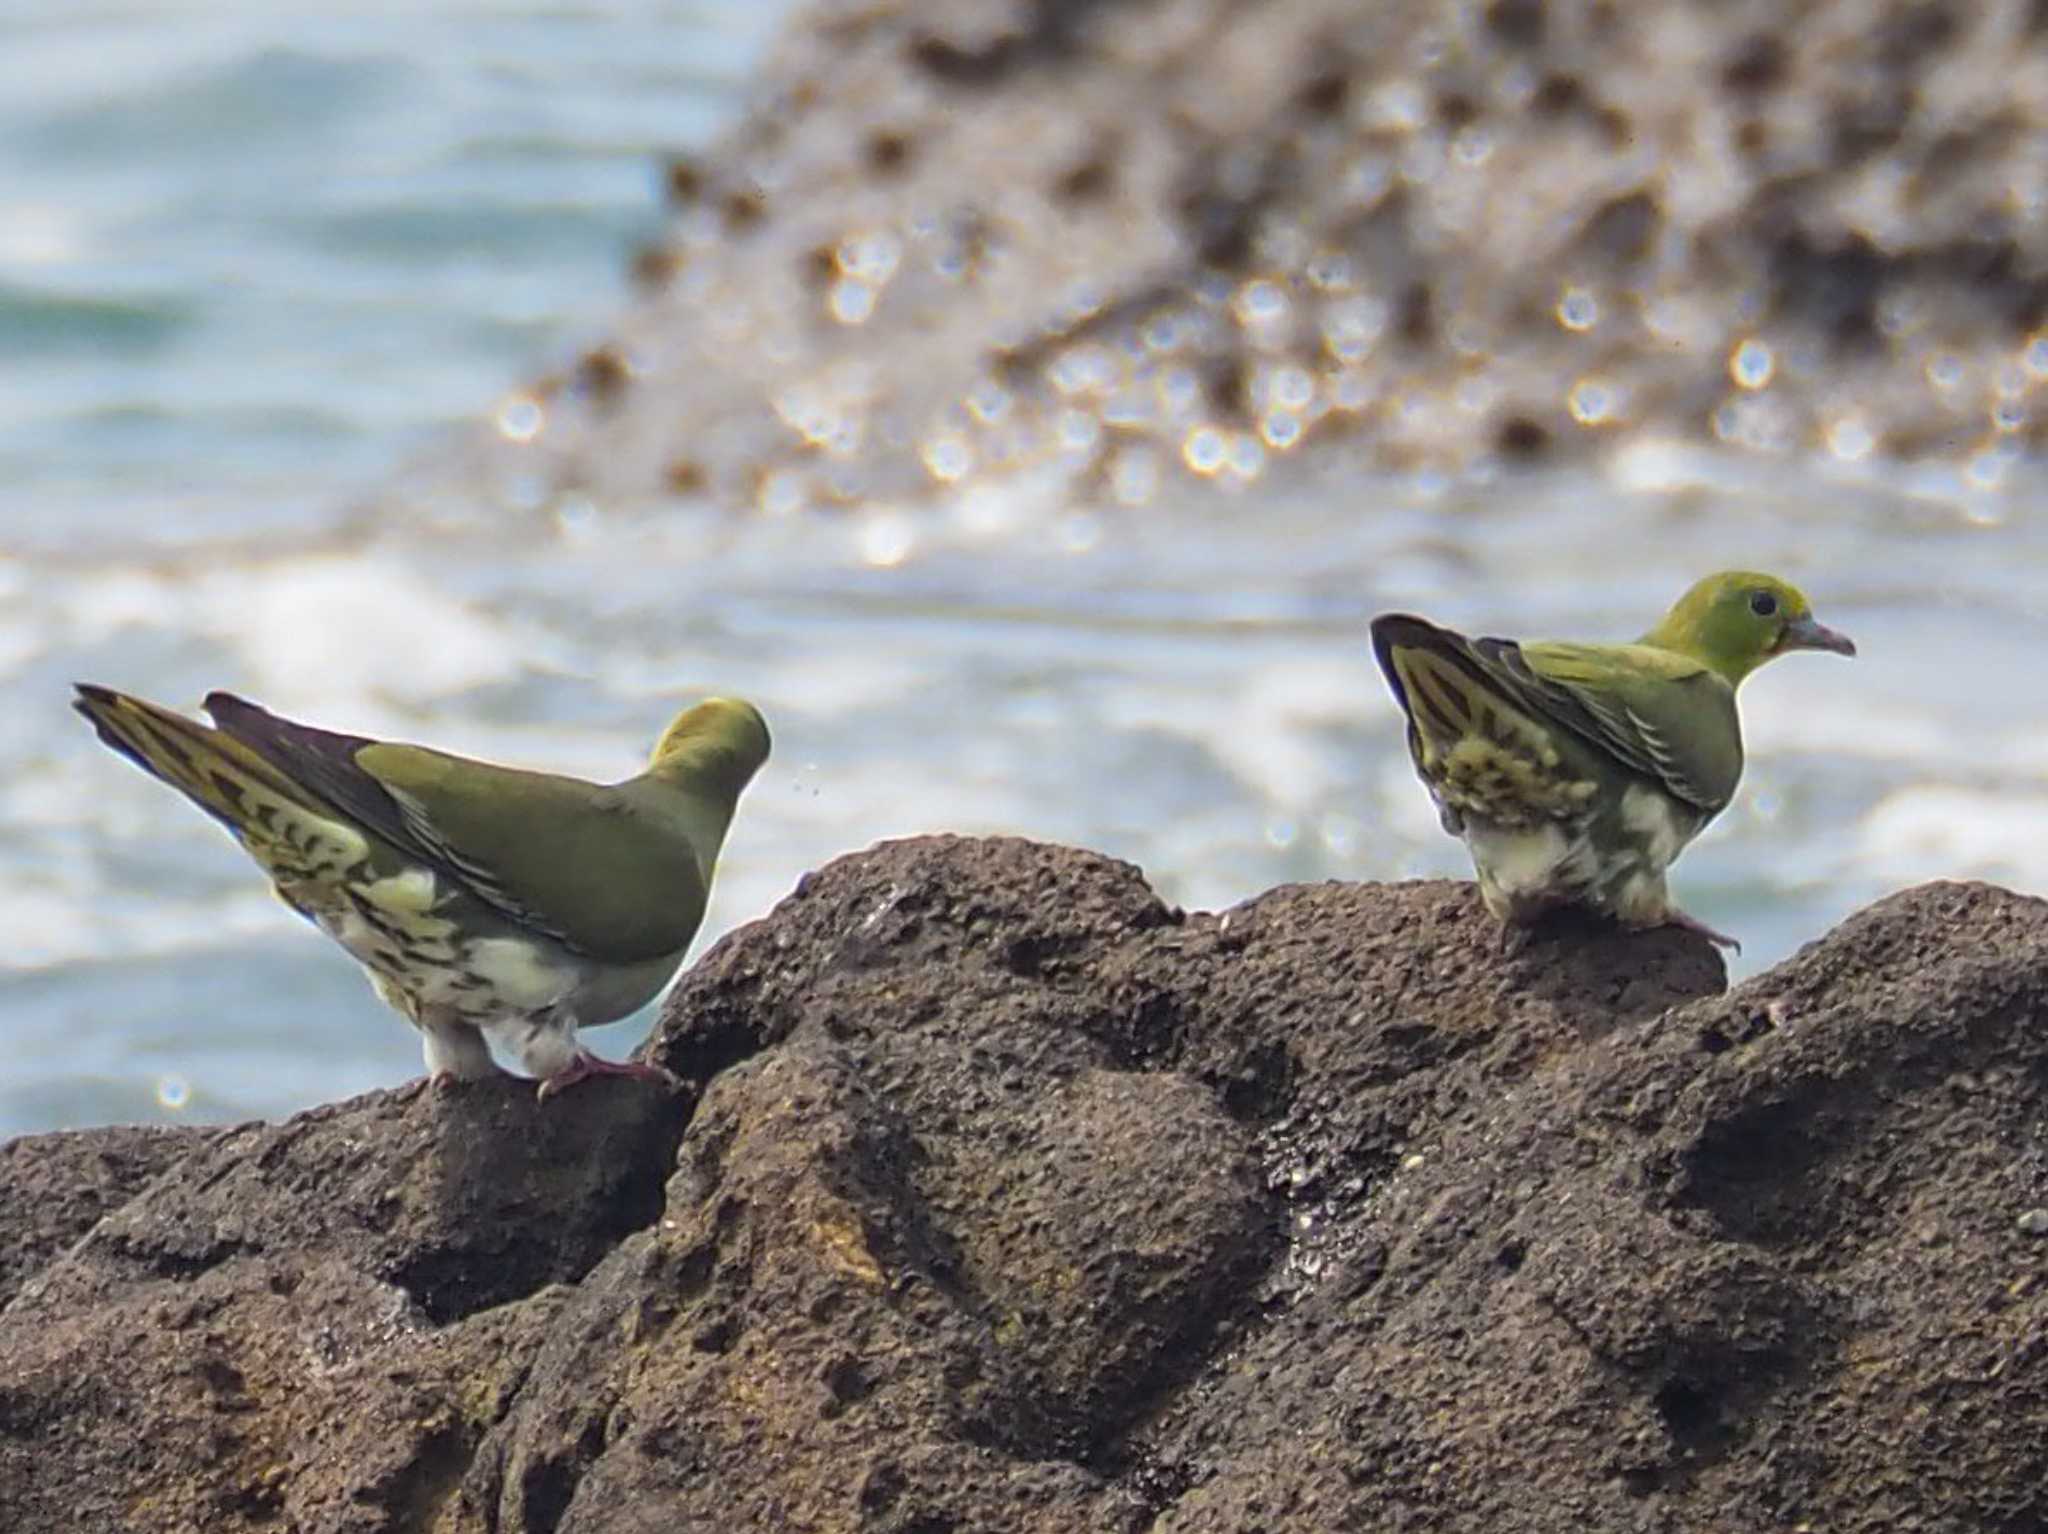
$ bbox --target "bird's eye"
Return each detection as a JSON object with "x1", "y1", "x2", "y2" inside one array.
[{"x1": 1749, "y1": 591, "x2": 1778, "y2": 617}]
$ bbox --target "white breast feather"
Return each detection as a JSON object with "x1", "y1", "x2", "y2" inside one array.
[
  {"x1": 463, "y1": 936, "x2": 576, "y2": 1012},
  {"x1": 362, "y1": 866, "x2": 440, "y2": 914},
  {"x1": 1467, "y1": 823, "x2": 1571, "y2": 898},
  {"x1": 1620, "y1": 783, "x2": 1691, "y2": 872}
]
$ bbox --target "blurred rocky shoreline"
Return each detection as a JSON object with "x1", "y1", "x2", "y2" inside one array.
[{"x1": 412, "y1": 0, "x2": 2048, "y2": 531}]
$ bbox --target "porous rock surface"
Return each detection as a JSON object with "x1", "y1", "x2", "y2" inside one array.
[
  {"x1": 429, "y1": 0, "x2": 2048, "y2": 525},
  {"x1": 4, "y1": 837, "x2": 2047, "y2": 1531}
]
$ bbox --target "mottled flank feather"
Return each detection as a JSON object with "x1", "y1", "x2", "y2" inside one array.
[{"x1": 1438, "y1": 736, "x2": 1600, "y2": 827}]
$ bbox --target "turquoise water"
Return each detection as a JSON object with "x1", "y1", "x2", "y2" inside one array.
[
  {"x1": 0, "y1": 3, "x2": 783, "y2": 548},
  {"x1": 4, "y1": 5, "x2": 2047, "y2": 1138}
]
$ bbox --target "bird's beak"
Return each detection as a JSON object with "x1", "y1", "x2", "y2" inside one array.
[{"x1": 1778, "y1": 615, "x2": 1856, "y2": 656}]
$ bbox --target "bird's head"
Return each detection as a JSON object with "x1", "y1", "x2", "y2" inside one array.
[
  {"x1": 1643, "y1": 571, "x2": 1856, "y2": 686},
  {"x1": 647, "y1": 697, "x2": 772, "y2": 797}
]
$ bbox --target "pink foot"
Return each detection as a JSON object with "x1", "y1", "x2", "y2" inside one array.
[
  {"x1": 534, "y1": 1051, "x2": 678, "y2": 1101},
  {"x1": 1661, "y1": 908, "x2": 1742, "y2": 953}
]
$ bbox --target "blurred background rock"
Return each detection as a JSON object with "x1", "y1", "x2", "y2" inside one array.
[{"x1": 5, "y1": 0, "x2": 2044, "y2": 1134}]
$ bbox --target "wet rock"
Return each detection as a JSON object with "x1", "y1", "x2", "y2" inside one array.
[
  {"x1": 5, "y1": 844, "x2": 2047, "y2": 1531},
  {"x1": 431, "y1": 0, "x2": 2048, "y2": 525}
]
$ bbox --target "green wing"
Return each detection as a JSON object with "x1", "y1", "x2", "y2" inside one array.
[
  {"x1": 205, "y1": 694, "x2": 709, "y2": 964},
  {"x1": 1509, "y1": 641, "x2": 1742, "y2": 812},
  {"x1": 356, "y1": 747, "x2": 711, "y2": 964}
]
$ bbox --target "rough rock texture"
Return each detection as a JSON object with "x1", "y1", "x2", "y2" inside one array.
[
  {"x1": 0, "y1": 1079, "x2": 682, "y2": 1533},
  {"x1": 427, "y1": 0, "x2": 2048, "y2": 527},
  {"x1": 6, "y1": 838, "x2": 2048, "y2": 1531},
  {"x1": 0, "y1": 1124, "x2": 206, "y2": 1307}
]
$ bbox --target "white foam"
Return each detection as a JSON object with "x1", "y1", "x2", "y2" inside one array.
[
  {"x1": 0, "y1": 203, "x2": 85, "y2": 266},
  {"x1": 3, "y1": 879, "x2": 292, "y2": 971},
  {"x1": 197, "y1": 552, "x2": 523, "y2": 707},
  {"x1": 1857, "y1": 784, "x2": 2048, "y2": 890}
]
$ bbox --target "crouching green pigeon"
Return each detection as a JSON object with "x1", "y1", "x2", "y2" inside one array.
[
  {"x1": 74, "y1": 685, "x2": 770, "y2": 1096},
  {"x1": 1370, "y1": 571, "x2": 1853, "y2": 950}
]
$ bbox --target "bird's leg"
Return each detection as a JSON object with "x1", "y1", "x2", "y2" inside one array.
[
  {"x1": 534, "y1": 1050, "x2": 679, "y2": 1101},
  {"x1": 418, "y1": 1013, "x2": 505, "y2": 1091},
  {"x1": 500, "y1": 1011, "x2": 676, "y2": 1101},
  {"x1": 1495, "y1": 891, "x2": 1571, "y2": 956},
  {"x1": 1658, "y1": 907, "x2": 1742, "y2": 954}
]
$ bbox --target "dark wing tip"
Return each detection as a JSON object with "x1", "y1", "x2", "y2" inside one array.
[
  {"x1": 1469, "y1": 633, "x2": 1528, "y2": 671},
  {"x1": 200, "y1": 690, "x2": 262, "y2": 726},
  {"x1": 201, "y1": 693, "x2": 379, "y2": 762},
  {"x1": 1367, "y1": 612, "x2": 1440, "y2": 640}
]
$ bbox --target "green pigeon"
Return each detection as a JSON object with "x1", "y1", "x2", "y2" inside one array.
[
  {"x1": 1370, "y1": 572, "x2": 1854, "y2": 949},
  {"x1": 74, "y1": 685, "x2": 770, "y2": 1096}
]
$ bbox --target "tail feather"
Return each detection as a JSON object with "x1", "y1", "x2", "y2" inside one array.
[
  {"x1": 1396, "y1": 649, "x2": 1482, "y2": 751},
  {"x1": 72, "y1": 684, "x2": 329, "y2": 843},
  {"x1": 1371, "y1": 616, "x2": 1498, "y2": 759},
  {"x1": 1368, "y1": 616, "x2": 1562, "y2": 770}
]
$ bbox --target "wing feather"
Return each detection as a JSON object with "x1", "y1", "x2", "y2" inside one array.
[
  {"x1": 202, "y1": 693, "x2": 601, "y2": 950},
  {"x1": 1370, "y1": 621, "x2": 1741, "y2": 814},
  {"x1": 1515, "y1": 643, "x2": 1740, "y2": 811}
]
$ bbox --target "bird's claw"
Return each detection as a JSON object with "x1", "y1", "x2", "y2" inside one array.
[
  {"x1": 1662, "y1": 909, "x2": 1742, "y2": 953},
  {"x1": 424, "y1": 1064, "x2": 510, "y2": 1098},
  {"x1": 534, "y1": 1052, "x2": 679, "y2": 1101}
]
